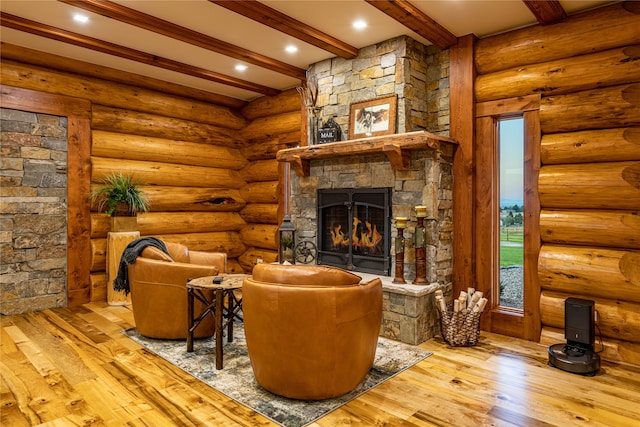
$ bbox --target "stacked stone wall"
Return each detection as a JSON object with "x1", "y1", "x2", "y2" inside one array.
[
  {"x1": 425, "y1": 46, "x2": 450, "y2": 135},
  {"x1": 309, "y1": 36, "x2": 449, "y2": 138},
  {"x1": 1, "y1": 108, "x2": 68, "y2": 315}
]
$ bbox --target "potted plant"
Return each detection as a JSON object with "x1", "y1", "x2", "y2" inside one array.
[{"x1": 90, "y1": 172, "x2": 150, "y2": 232}]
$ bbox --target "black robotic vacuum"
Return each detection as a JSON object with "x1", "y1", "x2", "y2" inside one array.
[
  {"x1": 548, "y1": 343, "x2": 600, "y2": 376},
  {"x1": 548, "y1": 298, "x2": 601, "y2": 376}
]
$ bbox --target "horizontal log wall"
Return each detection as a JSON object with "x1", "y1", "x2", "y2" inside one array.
[
  {"x1": 0, "y1": 59, "x2": 246, "y2": 129},
  {"x1": 90, "y1": 103, "x2": 251, "y2": 296},
  {"x1": 540, "y1": 209, "x2": 640, "y2": 249},
  {"x1": 540, "y1": 127, "x2": 640, "y2": 165},
  {"x1": 475, "y1": 2, "x2": 640, "y2": 75},
  {"x1": 1, "y1": 46, "x2": 303, "y2": 304},
  {"x1": 475, "y1": 1, "x2": 640, "y2": 366},
  {"x1": 0, "y1": 51, "x2": 254, "y2": 302},
  {"x1": 237, "y1": 89, "x2": 302, "y2": 271},
  {"x1": 538, "y1": 245, "x2": 640, "y2": 303}
]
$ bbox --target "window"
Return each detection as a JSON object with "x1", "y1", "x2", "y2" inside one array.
[
  {"x1": 475, "y1": 94, "x2": 541, "y2": 340},
  {"x1": 498, "y1": 118, "x2": 524, "y2": 310}
]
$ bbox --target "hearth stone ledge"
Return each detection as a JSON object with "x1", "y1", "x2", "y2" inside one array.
[{"x1": 358, "y1": 272, "x2": 451, "y2": 346}]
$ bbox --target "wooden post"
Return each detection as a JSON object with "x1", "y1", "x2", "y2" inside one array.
[{"x1": 450, "y1": 34, "x2": 477, "y2": 299}]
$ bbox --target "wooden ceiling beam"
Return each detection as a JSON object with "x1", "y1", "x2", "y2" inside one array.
[
  {"x1": 364, "y1": 0, "x2": 457, "y2": 49},
  {"x1": 0, "y1": 13, "x2": 281, "y2": 97},
  {"x1": 209, "y1": 0, "x2": 359, "y2": 59},
  {"x1": 522, "y1": 0, "x2": 567, "y2": 25},
  {"x1": 59, "y1": 0, "x2": 306, "y2": 80}
]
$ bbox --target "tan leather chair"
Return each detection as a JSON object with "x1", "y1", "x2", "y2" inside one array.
[
  {"x1": 127, "y1": 241, "x2": 227, "y2": 339},
  {"x1": 242, "y1": 264, "x2": 383, "y2": 400}
]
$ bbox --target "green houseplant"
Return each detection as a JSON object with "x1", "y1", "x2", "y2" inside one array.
[{"x1": 90, "y1": 172, "x2": 150, "y2": 217}]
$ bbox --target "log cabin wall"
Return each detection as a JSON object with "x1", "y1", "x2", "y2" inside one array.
[
  {"x1": 474, "y1": 1, "x2": 640, "y2": 365},
  {"x1": 236, "y1": 89, "x2": 302, "y2": 269},
  {"x1": 89, "y1": 105, "x2": 249, "y2": 301},
  {"x1": 0, "y1": 49, "x2": 255, "y2": 303}
]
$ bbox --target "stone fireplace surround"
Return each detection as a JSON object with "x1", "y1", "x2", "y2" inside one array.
[{"x1": 277, "y1": 131, "x2": 456, "y2": 345}]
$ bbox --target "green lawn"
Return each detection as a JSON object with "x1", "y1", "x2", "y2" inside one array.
[
  {"x1": 500, "y1": 246, "x2": 523, "y2": 267},
  {"x1": 500, "y1": 226, "x2": 523, "y2": 266}
]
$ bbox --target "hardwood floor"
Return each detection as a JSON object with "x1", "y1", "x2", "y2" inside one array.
[{"x1": 2, "y1": 302, "x2": 639, "y2": 426}]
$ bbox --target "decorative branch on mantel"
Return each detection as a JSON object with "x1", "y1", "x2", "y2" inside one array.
[{"x1": 276, "y1": 131, "x2": 458, "y2": 177}]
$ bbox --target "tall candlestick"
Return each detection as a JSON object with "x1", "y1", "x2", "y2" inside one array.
[
  {"x1": 393, "y1": 217, "x2": 407, "y2": 284},
  {"x1": 413, "y1": 209, "x2": 428, "y2": 284}
]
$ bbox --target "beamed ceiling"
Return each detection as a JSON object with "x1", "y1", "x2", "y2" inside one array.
[{"x1": 0, "y1": 0, "x2": 615, "y2": 106}]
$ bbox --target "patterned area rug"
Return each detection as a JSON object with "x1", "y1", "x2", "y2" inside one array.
[{"x1": 124, "y1": 324, "x2": 431, "y2": 427}]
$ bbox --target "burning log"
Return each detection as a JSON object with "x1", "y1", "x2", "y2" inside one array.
[{"x1": 328, "y1": 218, "x2": 384, "y2": 254}]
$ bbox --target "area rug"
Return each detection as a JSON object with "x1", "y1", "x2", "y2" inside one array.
[{"x1": 123, "y1": 323, "x2": 431, "y2": 427}]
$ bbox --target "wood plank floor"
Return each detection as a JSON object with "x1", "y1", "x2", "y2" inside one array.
[{"x1": 2, "y1": 302, "x2": 639, "y2": 426}]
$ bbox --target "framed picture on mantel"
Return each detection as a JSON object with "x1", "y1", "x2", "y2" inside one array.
[{"x1": 349, "y1": 94, "x2": 397, "y2": 139}]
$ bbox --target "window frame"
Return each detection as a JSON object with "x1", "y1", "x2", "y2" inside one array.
[{"x1": 475, "y1": 95, "x2": 541, "y2": 340}]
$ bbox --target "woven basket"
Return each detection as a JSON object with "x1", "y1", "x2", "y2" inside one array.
[{"x1": 438, "y1": 308, "x2": 482, "y2": 346}]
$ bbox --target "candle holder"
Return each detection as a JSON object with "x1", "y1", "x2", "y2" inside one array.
[
  {"x1": 393, "y1": 217, "x2": 407, "y2": 284},
  {"x1": 413, "y1": 207, "x2": 428, "y2": 284}
]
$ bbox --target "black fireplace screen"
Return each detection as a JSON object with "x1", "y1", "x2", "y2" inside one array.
[{"x1": 317, "y1": 188, "x2": 391, "y2": 275}]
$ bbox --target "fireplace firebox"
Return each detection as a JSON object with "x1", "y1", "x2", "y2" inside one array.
[{"x1": 317, "y1": 188, "x2": 391, "y2": 275}]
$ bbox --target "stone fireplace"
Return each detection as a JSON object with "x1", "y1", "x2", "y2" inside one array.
[
  {"x1": 279, "y1": 35, "x2": 454, "y2": 345},
  {"x1": 278, "y1": 132, "x2": 456, "y2": 344}
]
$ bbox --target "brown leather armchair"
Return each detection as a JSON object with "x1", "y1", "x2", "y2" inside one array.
[
  {"x1": 242, "y1": 264, "x2": 383, "y2": 400},
  {"x1": 127, "y1": 241, "x2": 227, "y2": 339}
]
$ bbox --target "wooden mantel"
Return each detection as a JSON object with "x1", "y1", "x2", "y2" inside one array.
[{"x1": 276, "y1": 131, "x2": 458, "y2": 176}]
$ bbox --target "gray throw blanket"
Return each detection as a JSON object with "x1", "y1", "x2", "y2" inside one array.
[{"x1": 113, "y1": 237, "x2": 172, "y2": 295}]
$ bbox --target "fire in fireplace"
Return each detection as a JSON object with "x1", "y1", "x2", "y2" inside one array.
[{"x1": 317, "y1": 188, "x2": 391, "y2": 275}]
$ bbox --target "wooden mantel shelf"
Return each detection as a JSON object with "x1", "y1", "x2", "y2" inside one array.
[{"x1": 276, "y1": 131, "x2": 458, "y2": 176}]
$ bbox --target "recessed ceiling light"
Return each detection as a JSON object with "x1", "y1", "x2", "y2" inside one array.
[
  {"x1": 353, "y1": 19, "x2": 367, "y2": 30},
  {"x1": 235, "y1": 64, "x2": 248, "y2": 72},
  {"x1": 285, "y1": 45, "x2": 298, "y2": 54},
  {"x1": 73, "y1": 13, "x2": 89, "y2": 24}
]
